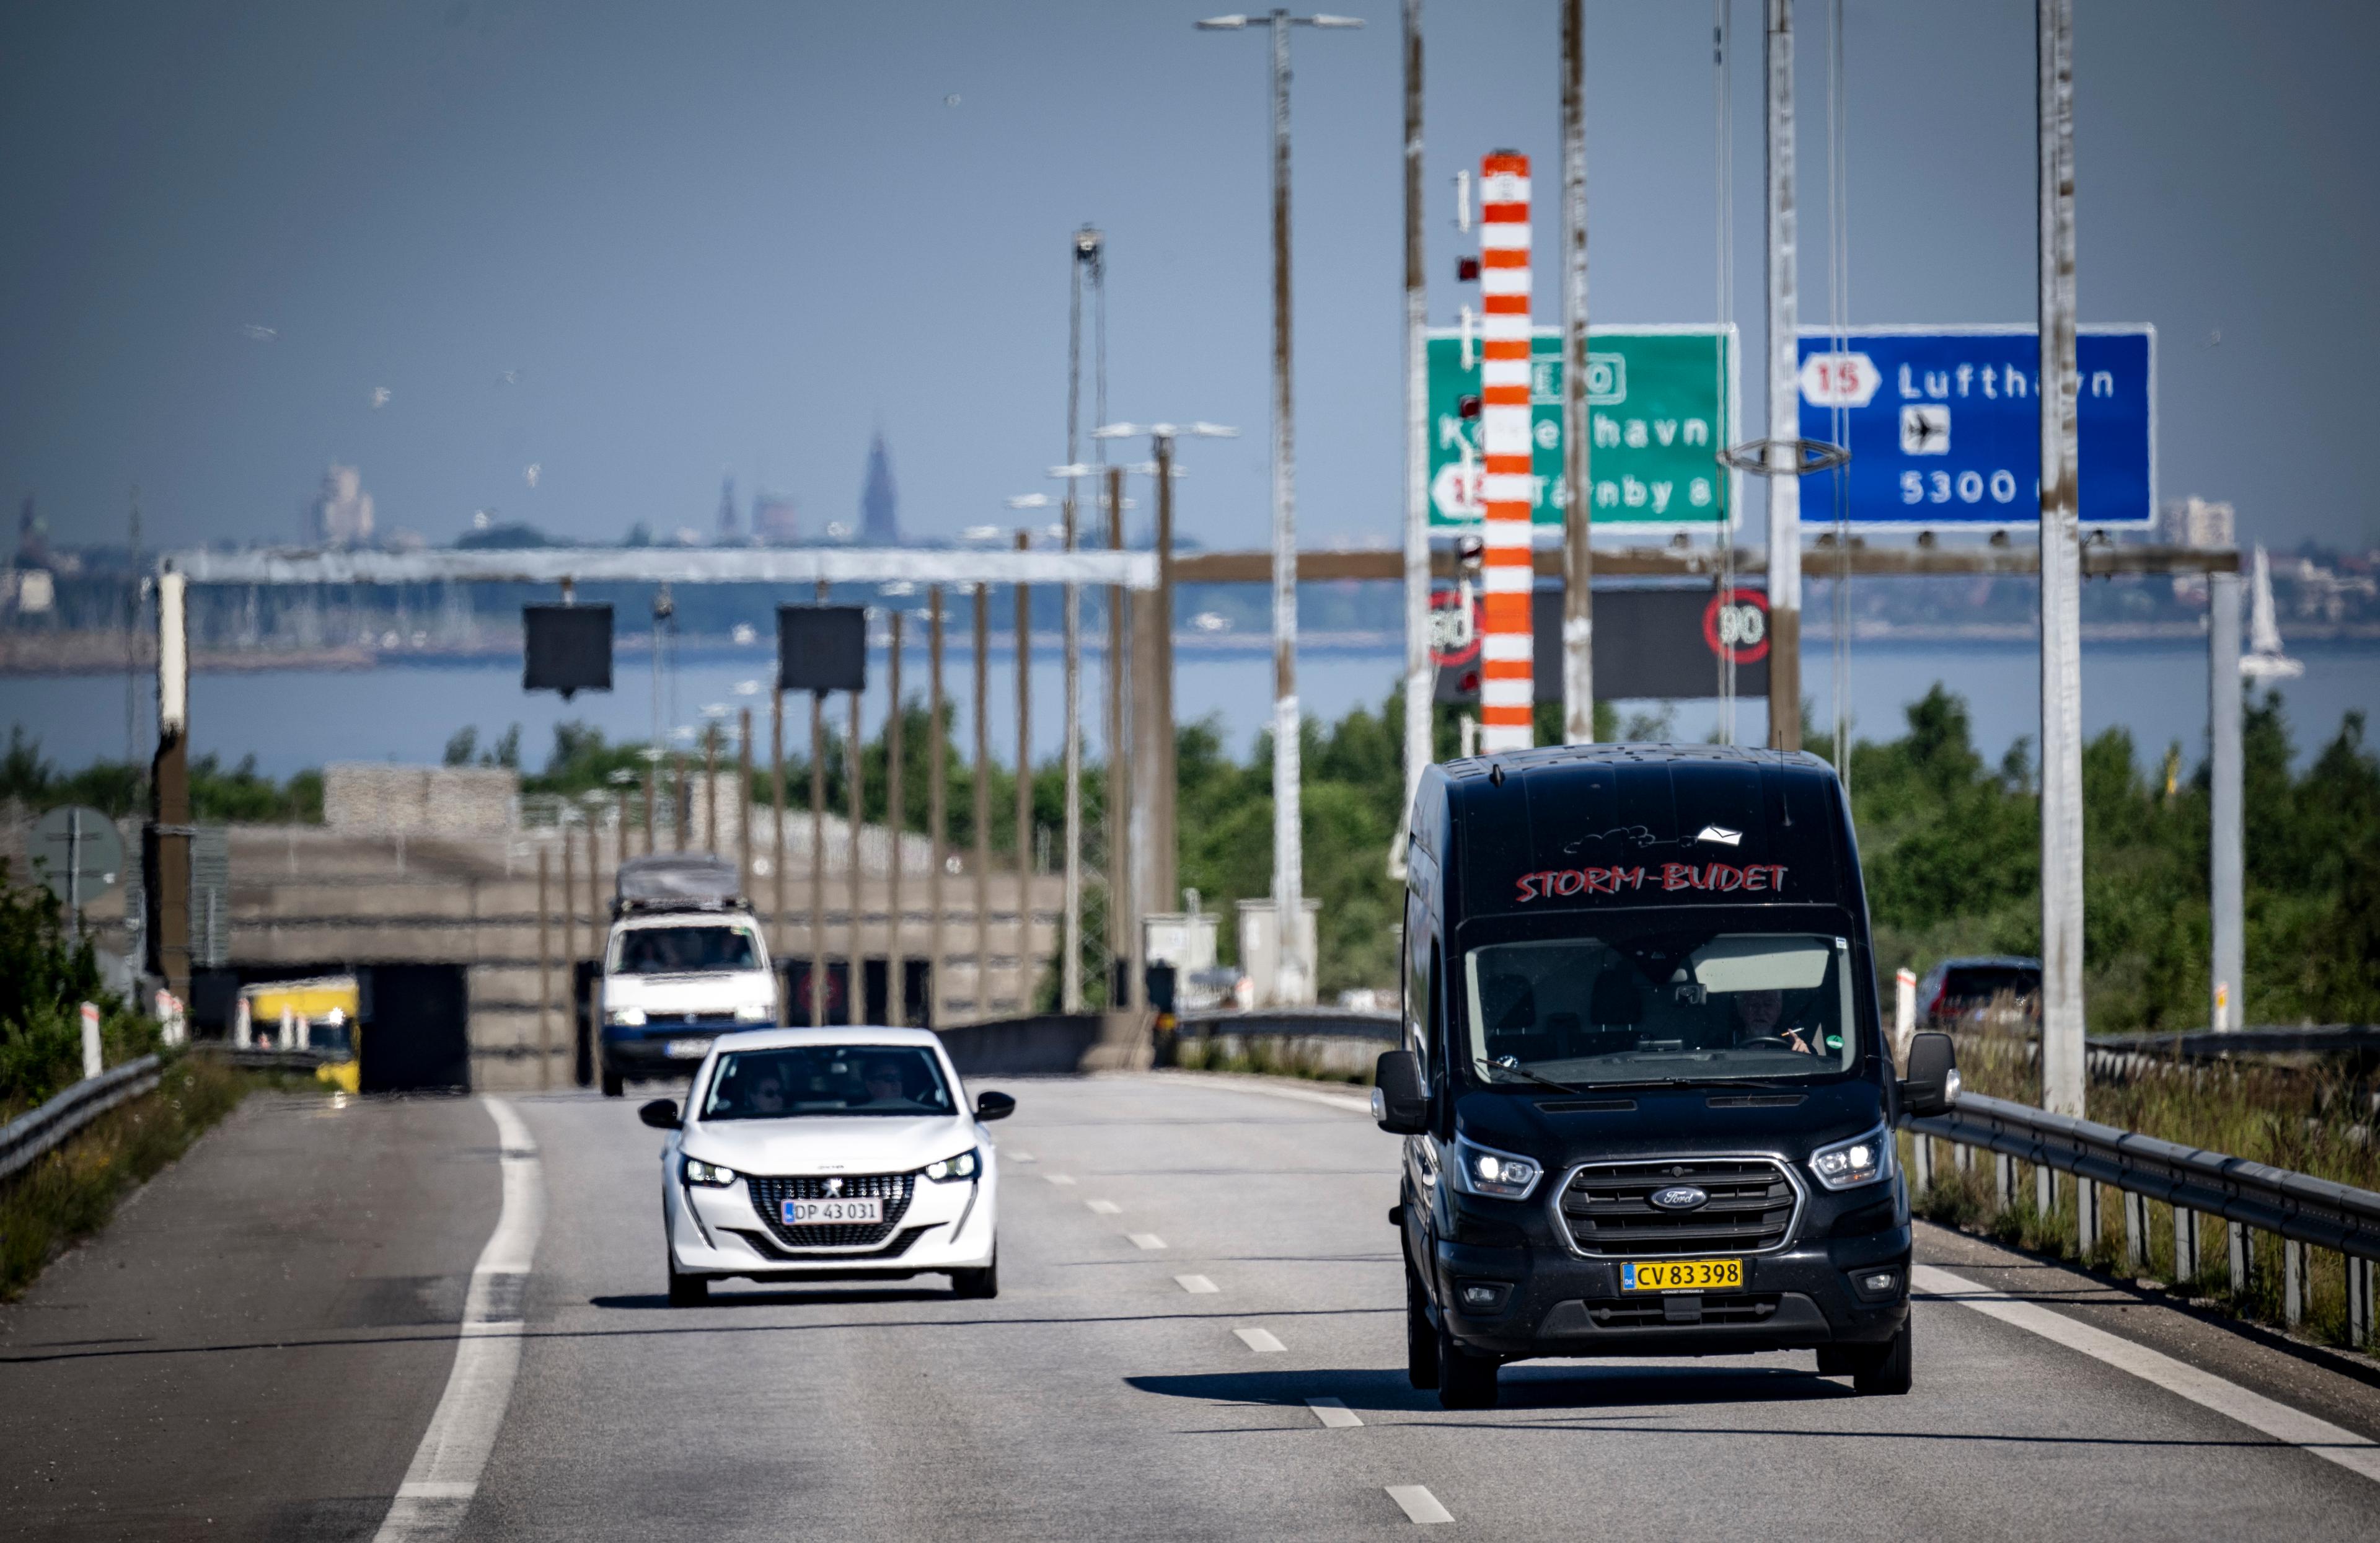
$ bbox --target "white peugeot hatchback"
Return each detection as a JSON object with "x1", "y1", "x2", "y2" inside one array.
[{"x1": 638, "y1": 1026, "x2": 1011, "y2": 1304}]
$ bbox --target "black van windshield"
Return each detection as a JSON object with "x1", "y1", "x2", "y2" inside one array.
[{"x1": 1463, "y1": 929, "x2": 1856, "y2": 1087}]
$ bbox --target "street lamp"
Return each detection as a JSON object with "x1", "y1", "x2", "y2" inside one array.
[{"x1": 1195, "y1": 10, "x2": 1361, "y2": 1007}]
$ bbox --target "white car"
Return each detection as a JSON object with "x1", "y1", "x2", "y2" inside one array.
[{"x1": 638, "y1": 1026, "x2": 1011, "y2": 1304}]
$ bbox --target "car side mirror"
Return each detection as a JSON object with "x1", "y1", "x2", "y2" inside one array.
[
  {"x1": 975, "y1": 1090, "x2": 1016, "y2": 1122},
  {"x1": 1372, "y1": 1050, "x2": 1428, "y2": 1135},
  {"x1": 1900, "y1": 1032, "x2": 1960, "y2": 1118},
  {"x1": 638, "y1": 1098, "x2": 681, "y2": 1131}
]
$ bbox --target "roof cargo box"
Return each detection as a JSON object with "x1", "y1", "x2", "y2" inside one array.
[{"x1": 614, "y1": 853, "x2": 744, "y2": 914}]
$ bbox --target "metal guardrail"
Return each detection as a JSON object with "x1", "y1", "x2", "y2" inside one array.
[
  {"x1": 1908, "y1": 1090, "x2": 2380, "y2": 1262},
  {"x1": 0, "y1": 1056, "x2": 164, "y2": 1182}
]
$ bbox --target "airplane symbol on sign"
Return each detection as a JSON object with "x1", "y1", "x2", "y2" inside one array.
[{"x1": 1900, "y1": 404, "x2": 1951, "y2": 455}]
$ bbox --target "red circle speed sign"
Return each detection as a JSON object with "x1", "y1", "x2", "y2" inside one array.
[{"x1": 1703, "y1": 588, "x2": 1770, "y2": 665}]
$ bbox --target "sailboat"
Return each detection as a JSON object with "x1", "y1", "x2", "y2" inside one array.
[{"x1": 2239, "y1": 544, "x2": 2304, "y2": 680}]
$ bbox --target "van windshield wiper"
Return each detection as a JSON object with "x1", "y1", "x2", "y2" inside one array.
[
  {"x1": 1474, "y1": 1059, "x2": 1587, "y2": 1097},
  {"x1": 1589, "y1": 1074, "x2": 1799, "y2": 1092}
]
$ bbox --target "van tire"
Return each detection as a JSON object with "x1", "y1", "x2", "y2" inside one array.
[
  {"x1": 1435, "y1": 1320, "x2": 1499, "y2": 1409},
  {"x1": 1406, "y1": 1260, "x2": 1440, "y2": 1390},
  {"x1": 602, "y1": 1069, "x2": 624, "y2": 1099},
  {"x1": 667, "y1": 1256, "x2": 708, "y2": 1307},
  {"x1": 1850, "y1": 1317, "x2": 1913, "y2": 1395}
]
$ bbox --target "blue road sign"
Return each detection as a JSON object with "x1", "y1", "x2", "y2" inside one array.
[{"x1": 1795, "y1": 326, "x2": 2155, "y2": 528}]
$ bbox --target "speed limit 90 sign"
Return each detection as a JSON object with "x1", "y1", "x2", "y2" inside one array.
[{"x1": 1703, "y1": 590, "x2": 1769, "y2": 665}]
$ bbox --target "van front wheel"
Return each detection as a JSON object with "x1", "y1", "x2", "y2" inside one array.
[
  {"x1": 1849, "y1": 1317, "x2": 1913, "y2": 1396},
  {"x1": 602, "y1": 1069, "x2": 624, "y2": 1098},
  {"x1": 1406, "y1": 1260, "x2": 1439, "y2": 1390},
  {"x1": 1435, "y1": 1319, "x2": 1499, "y2": 1409}
]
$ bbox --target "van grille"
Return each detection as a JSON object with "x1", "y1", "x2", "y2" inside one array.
[
  {"x1": 1556, "y1": 1158, "x2": 1798, "y2": 1257},
  {"x1": 747, "y1": 1172, "x2": 915, "y2": 1250}
]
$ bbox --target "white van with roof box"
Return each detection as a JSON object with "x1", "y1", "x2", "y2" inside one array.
[{"x1": 600, "y1": 854, "x2": 776, "y2": 1097}]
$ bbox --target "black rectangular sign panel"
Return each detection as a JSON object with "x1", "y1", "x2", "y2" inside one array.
[
  {"x1": 523, "y1": 604, "x2": 613, "y2": 698},
  {"x1": 778, "y1": 605, "x2": 868, "y2": 692},
  {"x1": 1435, "y1": 586, "x2": 1769, "y2": 704}
]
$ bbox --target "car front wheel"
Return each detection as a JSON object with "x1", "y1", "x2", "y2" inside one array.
[
  {"x1": 1850, "y1": 1316, "x2": 1913, "y2": 1396},
  {"x1": 951, "y1": 1250, "x2": 998, "y2": 1299},
  {"x1": 1435, "y1": 1318, "x2": 1499, "y2": 1409},
  {"x1": 667, "y1": 1250, "x2": 708, "y2": 1307}
]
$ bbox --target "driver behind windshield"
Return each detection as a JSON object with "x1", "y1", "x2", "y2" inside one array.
[{"x1": 1729, "y1": 988, "x2": 1813, "y2": 1054}]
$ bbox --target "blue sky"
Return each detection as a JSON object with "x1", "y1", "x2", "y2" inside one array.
[{"x1": 4, "y1": 0, "x2": 2374, "y2": 557}]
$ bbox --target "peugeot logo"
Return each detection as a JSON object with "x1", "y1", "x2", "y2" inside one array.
[
  {"x1": 824, "y1": 1177, "x2": 844, "y2": 1196},
  {"x1": 1650, "y1": 1185, "x2": 1709, "y2": 1211}
]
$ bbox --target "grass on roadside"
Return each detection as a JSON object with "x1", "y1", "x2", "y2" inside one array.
[
  {"x1": 1, "y1": 1053, "x2": 267, "y2": 1301},
  {"x1": 1909, "y1": 1027, "x2": 2380, "y2": 1354}
]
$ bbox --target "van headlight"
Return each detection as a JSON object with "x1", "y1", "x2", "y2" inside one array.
[
  {"x1": 733, "y1": 1003, "x2": 770, "y2": 1022},
  {"x1": 923, "y1": 1149, "x2": 980, "y2": 1183},
  {"x1": 1810, "y1": 1126, "x2": 1893, "y2": 1191},
  {"x1": 682, "y1": 1157, "x2": 738, "y2": 1187},
  {"x1": 1445, "y1": 1135, "x2": 1542, "y2": 1201},
  {"x1": 607, "y1": 1006, "x2": 647, "y2": 1026}
]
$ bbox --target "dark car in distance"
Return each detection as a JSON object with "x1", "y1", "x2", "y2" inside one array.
[{"x1": 1916, "y1": 956, "x2": 2042, "y2": 1026}]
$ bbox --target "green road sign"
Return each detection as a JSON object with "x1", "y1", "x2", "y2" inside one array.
[{"x1": 1427, "y1": 325, "x2": 1739, "y2": 530}]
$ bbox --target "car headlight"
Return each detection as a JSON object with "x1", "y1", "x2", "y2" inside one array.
[
  {"x1": 1810, "y1": 1126, "x2": 1893, "y2": 1191},
  {"x1": 681, "y1": 1157, "x2": 738, "y2": 1187},
  {"x1": 923, "y1": 1148, "x2": 981, "y2": 1183},
  {"x1": 733, "y1": 1002, "x2": 770, "y2": 1022},
  {"x1": 1445, "y1": 1134, "x2": 1542, "y2": 1201},
  {"x1": 607, "y1": 1006, "x2": 646, "y2": 1027}
]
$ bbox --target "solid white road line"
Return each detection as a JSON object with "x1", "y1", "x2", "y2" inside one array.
[
  {"x1": 1913, "y1": 1263, "x2": 2380, "y2": 1486},
  {"x1": 371, "y1": 1098, "x2": 545, "y2": 1543},
  {"x1": 1045, "y1": 1173, "x2": 1077, "y2": 1186},
  {"x1": 1386, "y1": 1485, "x2": 1454, "y2": 1524},
  {"x1": 1127, "y1": 1232, "x2": 1168, "y2": 1250},
  {"x1": 1307, "y1": 1397, "x2": 1362, "y2": 1428},
  {"x1": 1085, "y1": 1199, "x2": 1121, "y2": 1215},
  {"x1": 1175, "y1": 1274, "x2": 1219, "y2": 1294},
  {"x1": 1234, "y1": 1328, "x2": 1286, "y2": 1353}
]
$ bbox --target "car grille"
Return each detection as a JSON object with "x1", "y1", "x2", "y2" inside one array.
[
  {"x1": 641, "y1": 1013, "x2": 740, "y2": 1030},
  {"x1": 725, "y1": 1224, "x2": 931, "y2": 1262},
  {"x1": 746, "y1": 1172, "x2": 915, "y2": 1250},
  {"x1": 1582, "y1": 1292, "x2": 1784, "y2": 1327},
  {"x1": 1556, "y1": 1157, "x2": 1798, "y2": 1256}
]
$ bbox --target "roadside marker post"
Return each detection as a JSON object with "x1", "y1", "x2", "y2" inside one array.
[{"x1": 79, "y1": 1002, "x2": 102, "y2": 1080}]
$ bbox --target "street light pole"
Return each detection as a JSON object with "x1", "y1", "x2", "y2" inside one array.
[
  {"x1": 1400, "y1": 0, "x2": 1433, "y2": 828},
  {"x1": 1199, "y1": 8, "x2": 1362, "y2": 1006},
  {"x1": 1560, "y1": 0, "x2": 1593, "y2": 745},
  {"x1": 1764, "y1": 0, "x2": 1802, "y2": 753}
]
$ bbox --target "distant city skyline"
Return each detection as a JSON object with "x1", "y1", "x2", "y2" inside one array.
[{"x1": 3, "y1": 2, "x2": 2376, "y2": 555}]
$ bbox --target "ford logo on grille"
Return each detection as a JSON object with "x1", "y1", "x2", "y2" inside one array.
[{"x1": 1649, "y1": 1185, "x2": 1709, "y2": 1211}]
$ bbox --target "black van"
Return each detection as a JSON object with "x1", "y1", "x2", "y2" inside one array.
[{"x1": 1375, "y1": 745, "x2": 1959, "y2": 1408}]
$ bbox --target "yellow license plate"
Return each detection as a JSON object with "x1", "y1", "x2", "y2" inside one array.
[{"x1": 1621, "y1": 1257, "x2": 1743, "y2": 1292}]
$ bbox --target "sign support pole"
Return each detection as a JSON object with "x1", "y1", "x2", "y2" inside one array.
[
  {"x1": 888, "y1": 611, "x2": 905, "y2": 1028},
  {"x1": 2037, "y1": 0, "x2": 2086, "y2": 1117},
  {"x1": 1764, "y1": 0, "x2": 1802, "y2": 752},
  {"x1": 1105, "y1": 467, "x2": 1133, "y2": 1009},
  {"x1": 1560, "y1": 0, "x2": 1595, "y2": 745},
  {"x1": 1401, "y1": 0, "x2": 1433, "y2": 818},
  {"x1": 1015, "y1": 533, "x2": 1036, "y2": 1012},
  {"x1": 973, "y1": 583, "x2": 992, "y2": 1019},
  {"x1": 1476, "y1": 151, "x2": 1535, "y2": 756},
  {"x1": 928, "y1": 588, "x2": 948, "y2": 1028},
  {"x1": 2209, "y1": 569, "x2": 2243, "y2": 1032},
  {"x1": 147, "y1": 567, "x2": 192, "y2": 1004}
]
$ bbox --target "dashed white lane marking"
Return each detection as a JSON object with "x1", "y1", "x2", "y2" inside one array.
[
  {"x1": 1175, "y1": 1274, "x2": 1219, "y2": 1294},
  {"x1": 1913, "y1": 1263, "x2": 2380, "y2": 1486},
  {"x1": 1184, "y1": 1075, "x2": 1373, "y2": 1118},
  {"x1": 1386, "y1": 1485, "x2": 1453, "y2": 1524},
  {"x1": 1127, "y1": 1232, "x2": 1167, "y2": 1250},
  {"x1": 1307, "y1": 1397, "x2": 1362, "y2": 1428},
  {"x1": 1085, "y1": 1199, "x2": 1121, "y2": 1215},
  {"x1": 1045, "y1": 1173, "x2": 1077, "y2": 1186},
  {"x1": 1234, "y1": 1328, "x2": 1286, "y2": 1353},
  {"x1": 1007, "y1": 1150, "x2": 1036, "y2": 1162},
  {"x1": 371, "y1": 1098, "x2": 545, "y2": 1543}
]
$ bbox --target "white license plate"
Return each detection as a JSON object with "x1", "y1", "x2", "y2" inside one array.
[
  {"x1": 664, "y1": 1038, "x2": 712, "y2": 1059},
  {"x1": 782, "y1": 1197, "x2": 883, "y2": 1226}
]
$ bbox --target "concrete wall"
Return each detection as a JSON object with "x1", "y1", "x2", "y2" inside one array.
[{"x1": 324, "y1": 764, "x2": 517, "y2": 836}]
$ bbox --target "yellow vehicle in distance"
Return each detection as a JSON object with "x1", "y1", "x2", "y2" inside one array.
[{"x1": 239, "y1": 976, "x2": 362, "y2": 1094}]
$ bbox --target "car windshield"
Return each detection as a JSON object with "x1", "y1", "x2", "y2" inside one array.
[
  {"x1": 1463, "y1": 929, "x2": 1857, "y2": 1087},
  {"x1": 613, "y1": 925, "x2": 759, "y2": 974},
  {"x1": 699, "y1": 1045, "x2": 954, "y2": 1120}
]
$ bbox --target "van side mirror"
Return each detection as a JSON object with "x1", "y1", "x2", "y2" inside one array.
[
  {"x1": 1372, "y1": 1050, "x2": 1428, "y2": 1135},
  {"x1": 975, "y1": 1090, "x2": 1016, "y2": 1122},
  {"x1": 638, "y1": 1098, "x2": 681, "y2": 1131},
  {"x1": 1900, "y1": 1032, "x2": 1960, "y2": 1118}
]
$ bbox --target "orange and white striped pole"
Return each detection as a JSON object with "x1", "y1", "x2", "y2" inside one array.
[{"x1": 1478, "y1": 150, "x2": 1535, "y2": 753}]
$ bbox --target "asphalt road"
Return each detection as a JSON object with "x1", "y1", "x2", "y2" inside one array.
[{"x1": 7, "y1": 1071, "x2": 2380, "y2": 1540}]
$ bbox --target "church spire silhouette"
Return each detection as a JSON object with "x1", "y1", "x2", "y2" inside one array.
[{"x1": 859, "y1": 432, "x2": 899, "y2": 544}]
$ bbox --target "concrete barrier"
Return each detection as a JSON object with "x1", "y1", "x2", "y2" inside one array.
[{"x1": 937, "y1": 1014, "x2": 1114, "y2": 1077}]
